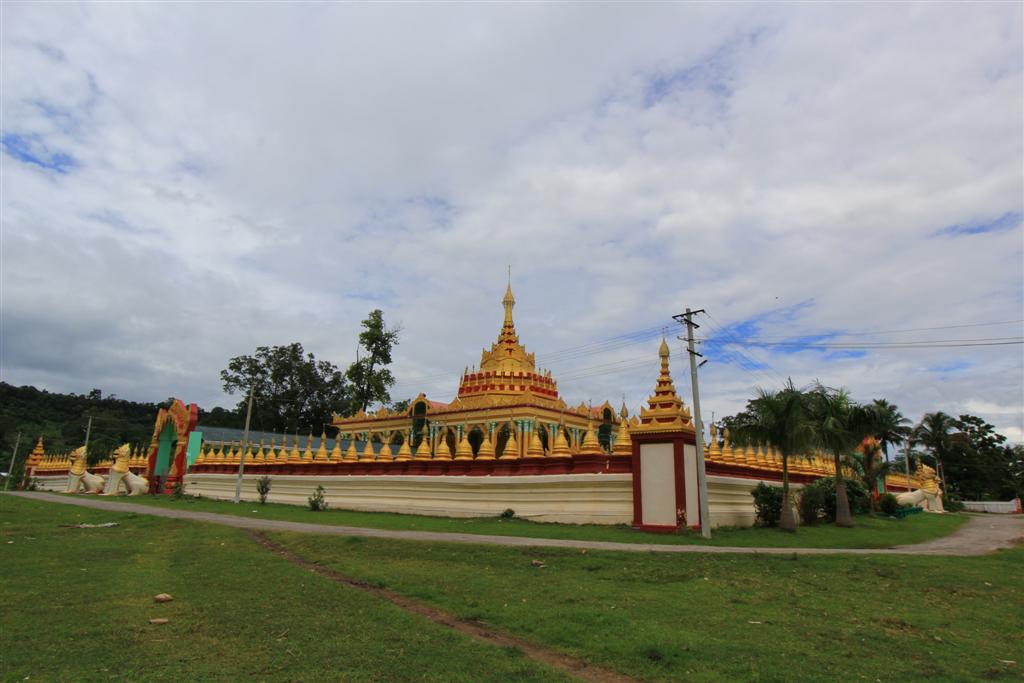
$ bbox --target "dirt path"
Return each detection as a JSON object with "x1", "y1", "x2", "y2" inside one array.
[
  {"x1": 248, "y1": 530, "x2": 637, "y2": 683},
  {"x1": 8, "y1": 491, "x2": 1023, "y2": 556}
]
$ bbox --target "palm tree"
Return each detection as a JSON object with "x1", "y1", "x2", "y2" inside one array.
[
  {"x1": 869, "y1": 399, "x2": 912, "y2": 462},
  {"x1": 808, "y1": 384, "x2": 872, "y2": 528},
  {"x1": 846, "y1": 437, "x2": 892, "y2": 510},
  {"x1": 912, "y1": 412, "x2": 960, "y2": 488},
  {"x1": 731, "y1": 379, "x2": 815, "y2": 532}
]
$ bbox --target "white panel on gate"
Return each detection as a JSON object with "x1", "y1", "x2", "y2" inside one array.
[
  {"x1": 640, "y1": 442, "x2": 675, "y2": 526},
  {"x1": 684, "y1": 443, "x2": 698, "y2": 527}
]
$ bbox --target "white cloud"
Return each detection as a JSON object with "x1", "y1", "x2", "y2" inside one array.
[{"x1": 1, "y1": 2, "x2": 1021, "y2": 441}]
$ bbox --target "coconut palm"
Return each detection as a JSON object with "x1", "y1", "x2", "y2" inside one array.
[
  {"x1": 912, "y1": 412, "x2": 961, "y2": 486},
  {"x1": 731, "y1": 379, "x2": 815, "y2": 532},
  {"x1": 846, "y1": 437, "x2": 892, "y2": 511},
  {"x1": 869, "y1": 399, "x2": 912, "y2": 462},
  {"x1": 808, "y1": 384, "x2": 872, "y2": 528}
]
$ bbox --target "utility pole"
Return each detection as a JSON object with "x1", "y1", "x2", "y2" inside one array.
[
  {"x1": 233, "y1": 386, "x2": 256, "y2": 504},
  {"x1": 83, "y1": 416, "x2": 93, "y2": 458},
  {"x1": 674, "y1": 308, "x2": 711, "y2": 539},
  {"x1": 4, "y1": 432, "x2": 22, "y2": 492},
  {"x1": 904, "y1": 435, "x2": 912, "y2": 491}
]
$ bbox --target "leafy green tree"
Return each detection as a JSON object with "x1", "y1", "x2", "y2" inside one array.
[
  {"x1": 1008, "y1": 445, "x2": 1024, "y2": 499},
  {"x1": 808, "y1": 384, "x2": 871, "y2": 527},
  {"x1": 220, "y1": 343, "x2": 350, "y2": 434},
  {"x1": 346, "y1": 310, "x2": 401, "y2": 413},
  {"x1": 730, "y1": 379, "x2": 815, "y2": 532},
  {"x1": 944, "y1": 415, "x2": 1016, "y2": 499}
]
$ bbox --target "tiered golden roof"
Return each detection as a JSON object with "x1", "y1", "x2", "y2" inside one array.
[
  {"x1": 329, "y1": 284, "x2": 622, "y2": 459},
  {"x1": 632, "y1": 339, "x2": 695, "y2": 435}
]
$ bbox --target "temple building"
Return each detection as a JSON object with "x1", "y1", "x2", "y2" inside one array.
[
  {"x1": 330, "y1": 283, "x2": 626, "y2": 464},
  {"x1": 23, "y1": 284, "x2": 947, "y2": 529}
]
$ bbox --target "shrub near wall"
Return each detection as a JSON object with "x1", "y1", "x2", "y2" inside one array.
[
  {"x1": 806, "y1": 477, "x2": 871, "y2": 521},
  {"x1": 879, "y1": 493, "x2": 900, "y2": 515},
  {"x1": 751, "y1": 482, "x2": 783, "y2": 527},
  {"x1": 798, "y1": 482, "x2": 828, "y2": 525}
]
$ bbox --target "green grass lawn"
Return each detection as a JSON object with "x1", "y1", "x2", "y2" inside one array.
[
  {"x1": 4, "y1": 495, "x2": 1020, "y2": 682},
  {"x1": 61, "y1": 491, "x2": 970, "y2": 548},
  {"x1": 270, "y1": 532, "x2": 1024, "y2": 683},
  {"x1": 0, "y1": 496, "x2": 567, "y2": 682}
]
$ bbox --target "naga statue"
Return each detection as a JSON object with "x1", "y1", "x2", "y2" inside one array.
[
  {"x1": 895, "y1": 464, "x2": 945, "y2": 513},
  {"x1": 102, "y1": 444, "x2": 149, "y2": 496},
  {"x1": 65, "y1": 447, "x2": 106, "y2": 494}
]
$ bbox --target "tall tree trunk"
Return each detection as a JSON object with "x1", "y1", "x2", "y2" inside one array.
[
  {"x1": 780, "y1": 454, "x2": 797, "y2": 532},
  {"x1": 360, "y1": 360, "x2": 376, "y2": 412},
  {"x1": 834, "y1": 450, "x2": 853, "y2": 528}
]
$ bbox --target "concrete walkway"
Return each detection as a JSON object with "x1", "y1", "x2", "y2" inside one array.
[{"x1": 9, "y1": 491, "x2": 1023, "y2": 556}]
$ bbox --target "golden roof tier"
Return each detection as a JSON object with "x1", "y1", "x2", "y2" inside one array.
[
  {"x1": 331, "y1": 284, "x2": 623, "y2": 459},
  {"x1": 456, "y1": 283, "x2": 559, "y2": 404},
  {"x1": 632, "y1": 338, "x2": 695, "y2": 434}
]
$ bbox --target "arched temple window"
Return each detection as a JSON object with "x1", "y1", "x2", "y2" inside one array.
[
  {"x1": 598, "y1": 408, "x2": 613, "y2": 451},
  {"x1": 468, "y1": 427, "x2": 484, "y2": 455},
  {"x1": 412, "y1": 401, "x2": 428, "y2": 448},
  {"x1": 495, "y1": 423, "x2": 512, "y2": 458}
]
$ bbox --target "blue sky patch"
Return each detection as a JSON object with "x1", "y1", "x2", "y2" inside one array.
[
  {"x1": 2, "y1": 132, "x2": 76, "y2": 173},
  {"x1": 934, "y1": 211, "x2": 1022, "y2": 237},
  {"x1": 928, "y1": 359, "x2": 972, "y2": 374}
]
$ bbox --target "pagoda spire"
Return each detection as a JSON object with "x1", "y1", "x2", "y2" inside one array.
[
  {"x1": 632, "y1": 338, "x2": 694, "y2": 434},
  {"x1": 500, "y1": 274, "x2": 517, "y2": 344}
]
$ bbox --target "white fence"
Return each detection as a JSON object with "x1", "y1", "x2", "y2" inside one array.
[{"x1": 962, "y1": 499, "x2": 1022, "y2": 514}]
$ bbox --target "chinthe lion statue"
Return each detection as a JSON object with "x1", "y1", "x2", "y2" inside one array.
[
  {"x1": 65, "y1": 447, "x2": 106, "y2": 494},
  {"x1": 102, "y1": 444, "x2": 149, "y2": 496},
  {"x1": 894, "y1": 465, "x2": 945, "y2": 513}
]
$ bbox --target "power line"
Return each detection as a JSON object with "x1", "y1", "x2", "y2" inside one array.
[
  {"x1": 710, "y1": 337, "x2": 1023, "y2": 349},
  {"x1": 698, "y1": 311, "x2": 792, "y2": 387}
]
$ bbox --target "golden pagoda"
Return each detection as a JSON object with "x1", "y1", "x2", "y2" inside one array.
[
  {"x1": 631, "y1": 338, "x2": 695, "y2": 435},
  {"x1": 331, "y1": 283, "x2": 623, "y2": 459}
]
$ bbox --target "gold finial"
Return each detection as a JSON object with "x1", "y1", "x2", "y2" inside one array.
[
  {"x1": 415, "y1": 430, "x2": 433, "y2": 460},
  {"x1": 454, "y1": 429, "x2": 473, "y2": 460},
  {"x1": 612, "y1": 420, "x2": 632, "y2": 456},
  {"x1": 551, "y1": 426, "x2": 572, "y2": 458},
  {"x1": 395, "y1": 436, "x2": 413, "y2": 462},
  {"x1": 502, "y1": 281, "x2": 515, "y2": 323},
  {"x1": 499, "y1": 422, "x2": 519, "y2": 460},
  {"x1": 526, "y1": 426, "x2": 545, "y2": 457},
  {"x1": 315, "y1": 431, "x2": 328, "y2": 461},
  {"x1": 579, "y1": 419, "x2": 604, "y2": 455},
  {"x1": 476, "y1": 430, "x2": 496, "y2": 460}
]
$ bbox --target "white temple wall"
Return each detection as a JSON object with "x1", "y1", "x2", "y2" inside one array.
[
  {"x1": 185, "y1": 472, "x2": 636, "y2": 525},
  {"x1": 35, "y1": 470, "x2": 802, "y2": 529},
  {"x1": 31, "y1": 474, "x2": 68, "y2": 492}
]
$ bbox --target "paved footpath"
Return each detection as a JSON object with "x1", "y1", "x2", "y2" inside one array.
[{"x1": 9, "y1": 491, "x2": 1023, "y2": 556}]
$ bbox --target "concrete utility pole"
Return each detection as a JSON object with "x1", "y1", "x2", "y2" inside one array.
[
  {"x1": 904, "y1": 435, "x2": 913, "y2": 491},
  {"x1": 4, "y1": 432, "x2": 22, "y2": 492},
  {"x1": 233, "y1": 386, "x2": 256, "y2": 504},
  {"x1": 675, "y1": 308, "x2": 712, "y2": 539},
  {"x1": 83, "y1": 416, "x2": 93, "y2": 458}
]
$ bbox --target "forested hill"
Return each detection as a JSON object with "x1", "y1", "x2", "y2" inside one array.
[
  {"x1": 0, "y1": 383, "x2": 246, "y2": 473},
  {"x1": 0, "y1": 383, "x2": 166, "y2": 467}
]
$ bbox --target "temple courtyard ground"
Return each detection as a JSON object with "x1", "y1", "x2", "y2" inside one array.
[
  {"x1": 2, "y1": 495, "x2": 1022, "y2": 682},
  {"x1": 8, "y1": 490, "x2": 994, "y2": 550}
]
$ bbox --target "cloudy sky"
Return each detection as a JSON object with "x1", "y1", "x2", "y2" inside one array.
[{"x1": 2, "y1": 3, "x2": 1022, "y2": 441}]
